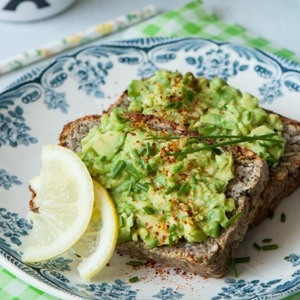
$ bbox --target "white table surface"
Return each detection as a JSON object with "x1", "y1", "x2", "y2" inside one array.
[{"x1": 0, "y1": 0, "x2": 300, "y2": 91}]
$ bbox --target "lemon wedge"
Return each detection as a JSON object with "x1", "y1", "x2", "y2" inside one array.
[
  {"x1": 22, "y1": 145, "x2": 94, "y2": 262},
  {"x1": 74, "y1": 181, "x2": 118, "y2": 280}
]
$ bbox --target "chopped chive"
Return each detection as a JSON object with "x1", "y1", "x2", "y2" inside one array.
[
  {"x1": 281, "y1": 213, "x2": 286, "y2": 223},
  {"x1": 131, "y1": 149, "x2": 139, "y2": 158},
  {"x1": 168, "y1": 235, "x2": 173, "y2": 246},
  {"x1": 146, "y1": 142, "x2": 152, "y2": 156},
  {"x1": 129, "y1": 276, "x2": 139, "y2": 283},
  {"x1": 126, "y1": 261, "x2": 143, "y2": 267},
  {"x1": 224, "y1": 212, "x2": 242, "y2": 227},
  {"x1": 143, "y1": 206, "x2": 155, "y2": 215},
  {"x1": 262, "y1": 244, "x2": 279, "y2": 251},
  {"x1": 166, "y1": 183, "x2": 181, "y2": 195},
  {"x1": 168, "y1": 134, "x2": 281, "y2": 156},
  {"x1": 119, "y1": 216, "x2": 125, "y2": 227},
  {"x1": 141, "y1": 160, "x2": 148, "y2": 170},
  {"x1": 173, "y1": 163, "x2": 183, "y2": 174},
  {"x1": 253, "y1": 242, "x2": 261, "y2": 251},
  {"x1": 262, "y1": 238, "x2": 272, "y2": 243},
  {"x1": 144, "y1": 136, "x2": 179, "y2": 141},
  {"x1": 169, "y1": 224, "x2": 177, "y2": 233},
  {"x1": 269, "y1": 211, "x2": 274, "y2": 219},
  {"x1": 191, "y1": 176, "x2": 197, "y2": 184},
  {"x1": 231, "y1": 259, "x2": 238, "y2": 278},
  {"x1": 127, "y1": 164, "x2": 143, "y2": 179},
  {"x1": 178, "y1": 182, "x2": 189, "y2": 196},
  {"x1": 177, "y1": 154, "x2": 186, "y2": 161},
  {"x1": 138, "y1": 147, "x2": 146, "y2": 156},
  {"x1": 234, "y1": 256, "x2": 251, "y2": 264},
  {"x1": 146, "y1": 132, "x2": 278, "y2": 142},
  {"x1": 149, "y1": 239, "x2": 158, "y2": 249},
  {"x1": 100, "y1": 155, "x2": 107, "y2": 162},
  {"x1": 127, "y1": 181, "x2": 134, "y2": 196},
  {"x1": 136, "y1": 182, "x2": 149, "y2": 192},
  {"x1": 111, "y1": 160, "x2": 126, "y2": 179}
]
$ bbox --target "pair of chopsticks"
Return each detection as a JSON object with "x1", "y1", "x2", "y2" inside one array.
[{"x1": 0, "y1": 5, "x2": 157, "y2": 76}]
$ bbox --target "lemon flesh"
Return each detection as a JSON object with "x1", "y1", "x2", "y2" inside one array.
[
  {"x1": 22, "y1": 145, "x2": 94, "y2": 262},
  {"x1": 74, "y1": 181, "x2": 118, "y2": 280}
]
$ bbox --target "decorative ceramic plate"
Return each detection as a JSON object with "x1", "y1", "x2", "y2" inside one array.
[{"x1": 0, "y1": 38, "x2": 300, "y2": 300}]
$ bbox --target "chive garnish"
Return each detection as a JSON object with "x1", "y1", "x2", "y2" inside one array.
[
  {"x1": 138, "y1": 147, "x2": 146, "y2": 156},
  {"x1": 146, "y1": 142, "x2": 152, "y2": 156},
  {"x1": 262, "y1": 238, "x2": 272, "y2": 243},
  {"x1": 131, "y1": 149, "x2": 139, "y2": 158},
  {"x1": 127, "y1": 164, "x2": 142, "y2": 179},
  {"x1": 234, "y1": 256, "x2": 251, "y2": 264},
  {"x1": 253, "y1": 243, "x2": 261, "y2": 251},
  {"x1": 173, "y1": 163, "x2": 183, "y2": 174},
  {"x1": 119, "y1": 216, "x2": 125, "y2": 227},
  {"x1": 111, "y1": 160, "x2": 126, "y2": 179},
  {"x1": 169, "y1": 224, "x2": 177, "y2": 232},
  {"x1": 143, "y1": 206, "x2": 155, "y2": 215},
  {"x1": 166, "y1": 183, "x2": 181, "y2": 195},
  {"x1": 269, "y1": 211, "x2": 274, "y2": 219},
  {"x1": 281, "y1": 213, "x2": 286, "y2": 223},
  {"x1": 177, "y1": 154, "x2": 186, "y2": 161},
  {"x1": 136, "y1": 182, "x2": 149, "y2": 192},
  {"x1": 145, "y1": 136, "x2": 179, "y2": 141},
  {"x1": 169, "y1": 135, "x2": 282, "y2": 156},
  {"x1": 224, "y1": 212, "x2": 242, "y2": 227},
  {"x1": 231, "y1": 259, "x2": 238, "y2": 278},
  {"x1": 100, "y1": 155, "x2": 107, "y2": 162},
  {"x1": 129, "y1": 276, "x2": 139, "y2": 283},
  {"x1": 169, "y1": 235, "x2": 173, "y2": 246},
  {"x1": 262, "y1": 244, "x2": 279, "y2": 251},
  {"x1": 126, "y1": 261, "x2": 143, "y2": 267},
  {"x1": 178, "y1": 182, "x2": 189, "y2": 196},
  {"x1": 141, "y1": 160, "x2": 148, "y2": 170},
  {"x1": 146, "y1": 132, "x2": 278, "y2": 141},
  {"x1": 149, "y1": 239, "x2": 158, "y2": 249},
  {"x1": 127, "y1": 181, "x2": 134, "y2": 196}
]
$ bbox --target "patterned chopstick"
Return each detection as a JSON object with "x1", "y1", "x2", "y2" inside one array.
[{"x1": 0, "y1": 5, "x2": 157, "y2": 76}]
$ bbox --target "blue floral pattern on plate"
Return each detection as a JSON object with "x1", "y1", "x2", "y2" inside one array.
[
  {"x1": 185, "y1": 49, "x2": 249, "y2": 80},
  {"x1": 0, "y1": 169, "x2": 21, "y2": 190},
  {"x1": 0, "y1": 37, "x2": 300, "y2": 299},
  {"x1": 153, "y1": 288, "x2": 184, "y2": 300}
]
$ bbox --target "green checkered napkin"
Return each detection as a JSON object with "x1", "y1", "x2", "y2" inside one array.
[
  {"x1": 122, "y1": 0, "x2": 299, "y2": 63},
  {"x1": 0, "y1": 267, "x2": 57, "y2": 300},
  {"x1": 1, "y1": 1, "x2": 300, "y2": 299}
]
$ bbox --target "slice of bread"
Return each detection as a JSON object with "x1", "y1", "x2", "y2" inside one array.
[
  {"x1": 59, "y1": 112, "x2": 268, "y2": 277},
  {"x1": 107, "y1": 91, "x2": 300, "y2": 227}
]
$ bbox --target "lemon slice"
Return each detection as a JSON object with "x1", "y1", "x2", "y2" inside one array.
[
  {"x1": 73, "y1": 181, "x2": 118, "y2": 280},
  {"x1": 22, "y1": 145, "x2": 94, "y2": 262}
]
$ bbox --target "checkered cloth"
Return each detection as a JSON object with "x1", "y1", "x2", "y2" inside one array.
[
  {"x1": 0, "y1": 267, "x2": 56, "y2": 299},
  {"x1": 1, "y1": 1, "x2": 299, "y2": 299},
  {"x1": 123, "y1": 0, "x2": 299, "y2": 63}
]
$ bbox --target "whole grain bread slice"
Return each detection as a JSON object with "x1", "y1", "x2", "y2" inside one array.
[
  {"x1": 59, "y1": 112, "x2": 268, "y2": 278},
  {"x1": 106, "y1": 91, "x2": 300, "y2": 227}
]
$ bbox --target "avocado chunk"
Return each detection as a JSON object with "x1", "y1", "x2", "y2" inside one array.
[{"x1": 82, "y1": 129, "x2": 125, "y2": 160}]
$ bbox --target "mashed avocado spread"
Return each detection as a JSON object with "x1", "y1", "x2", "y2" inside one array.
[
  {"x1": 79, "y1": 109, "x2": 236, "y2": 248},
  {"x1": 127, "y1": 70, "x2": 285, "y2": 166}
]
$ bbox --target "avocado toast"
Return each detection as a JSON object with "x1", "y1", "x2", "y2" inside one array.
[
  {"x1": 106, "y1": 71, "x2": 300, "y2": 226},
  {"x1": 59, "y1": 109, "x2": 268, "y2": 277}
]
